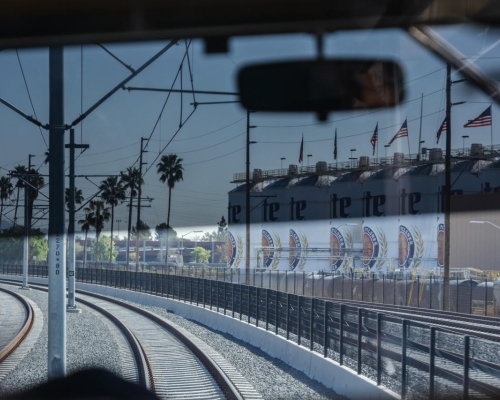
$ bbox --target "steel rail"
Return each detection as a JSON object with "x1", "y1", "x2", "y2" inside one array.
[
  {"x1": 319, "y1": 297, "x2": 500, "y2": 341},
  {"x1": 0, "y1": 280, "x2": 244, "y2": 400},
  {"x1": 0, "y1": 287, "x2": 34, "y2": 363}
]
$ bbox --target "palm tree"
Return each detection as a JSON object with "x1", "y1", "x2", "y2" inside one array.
[
  {"x1": 120, "y1": 167, "x2": 144, "y2": 264},
  {"x1": 84, "y1": 200, "x2": 111, "y2": 263},
  {"x1": 0, "y1": 176, "x2": 13, "y2": 230},
  {"x1": 43, "y1": 151, "x2": 50, "y2": 165},
  {"x1": 99, "y1": 176, "x2": 126, "y2": 264},
  {"x1": 78, "y1": 213, "x2": 92, "y2": 268},
  {"x1": 65, "y1": 187, "x2": 84, "y2": 209},
  {"x1": 26, "y1": 169, "x2": 44, "y2": 229},
  {"x1": 157, "y1": 154, "x2": 184, "y2": 265},
  {"x1": 12, "y1": 165, "x2": 27, "y2": 225}
]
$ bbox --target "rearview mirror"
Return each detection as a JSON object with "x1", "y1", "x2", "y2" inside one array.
[{"x1": 238, "y1": 60, "x2": 404, "y2": 116}]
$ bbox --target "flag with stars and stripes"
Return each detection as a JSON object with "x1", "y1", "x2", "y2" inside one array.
[
  {"x1": 464, "y1": 105, "x2": 492, "y2": 128},
  {"x1": 370, "y1": 123, "x2": 378, "y2": 156},
  {"x1": 436, "y1": 118, "x2": 447, "y2": 144},
  {"x1": 388, "y1": 119, "x2": 408, "y2": 145}
]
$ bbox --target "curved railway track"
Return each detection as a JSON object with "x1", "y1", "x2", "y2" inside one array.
[
  {"x1": 0, "y1": 280, "x2": 260, "y2": 400},
  {"x1": 319, "y1": 296, "x2": 500, "y2": 341},
  {"x1": 0, "y1": 287, "x2": 35, "y2": 364}
]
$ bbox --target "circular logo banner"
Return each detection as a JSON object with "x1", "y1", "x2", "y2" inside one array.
[
  {"x1": 289, "y1": 229, "x2": 302, "y2": 270},
  {"x1": 262, "y1": 230, "x2": 275, "y2": 268},
  {"x1": 398, "y1": 225, "x2": 415, "y2": 268},
  {"x1": 227, "y1": 231, "x2": 242, "y2": 268},
  {"x1": 330, "y1": 227, "x2": 346, "y2": 270},
  {"x1": 362, "y1": 226, "x2": 379, "y2": 269}
]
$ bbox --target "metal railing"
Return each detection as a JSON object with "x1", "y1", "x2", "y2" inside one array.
[{"x1": 1, "y1": 263, "x2": 500, "y2": 398}]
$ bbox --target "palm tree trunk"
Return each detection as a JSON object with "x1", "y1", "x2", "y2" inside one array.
[
  {"x1": 126, "y1": 196, "x2": 133, "y2": 265},
  {"x1": 83, "y1": 231, "x2": 88, "y2": 268},
  {"x1": 165, "y1": 187, "x2": 172, "y2": 266},
  {"x1": 109, "y1": 205, "x2": 114, "y2": 265},
  {"x1": 13, "y1": 186, "x2": 20, "y2": 225},
  {"x1": 0, "y1": 198, "x2": 3, "y2": 230}
]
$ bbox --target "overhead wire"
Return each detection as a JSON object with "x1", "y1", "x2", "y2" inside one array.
[
  {"x1": 183, "y1": 146, "x2": 245, "y2": 166},
  {"x1": 15, "y1": 49, "x2": 48, "y2": 148},
  {"x1": 175, "y1": 131, "x2": 244, "y2": 155}
]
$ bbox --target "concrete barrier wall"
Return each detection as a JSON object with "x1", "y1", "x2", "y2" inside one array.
[{"x1": 0, "y1": 275, "x2": 398, "y2": 399}]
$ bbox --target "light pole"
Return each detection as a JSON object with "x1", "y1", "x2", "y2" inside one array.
[
  {"x1": 181, "y1": 230, "x2": 202, "y2": 266},
  {"x1": 462, "y1": 135, "x2": 469, "y2": 155},
  {"x1": 280, "y1": 157, "x2": 286, "y2": 170},
  {"x1": 307, "y1": 154, "x2": 312, "y2": 167}
]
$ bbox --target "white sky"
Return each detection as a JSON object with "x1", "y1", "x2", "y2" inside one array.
[{"x1": 0, "y1": 24, "x2": 498, "y2": 238}]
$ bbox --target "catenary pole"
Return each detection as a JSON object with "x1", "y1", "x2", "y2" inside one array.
[
  {"x1": 21, "y1": 155, "x2": 33, "y2": 289},
  {"x1": 444, "y1": 63, "x2": 452, "y2": 310},
  {"x1": 136, "y1": 138, "x2": 146, "y2": 272},
  {"x1": 48, "y1": 45, "x2": 66, "y2": 379},
  {"x1": 66, "y1": 129, "x2": 88, "y2": 311}
]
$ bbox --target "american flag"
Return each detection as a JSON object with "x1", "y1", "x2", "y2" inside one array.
[
  {"x1": 388, "y1": 119, "x2": 408, "y2": 145},
  {"x1": 436, "y1": 118, "x2": 447, "y2": 144},
  {"x1": 370, "y1": 123, "x2": 378, "y2": 156},
  {"x1": 299, "y1": 134, "x2": 304, "y2": 163},
  {"x1": 464, "y1": 105, "x2": 492, "y2": 128},
  {"x1": 334, "y1": 129, "x2": 338, "y2": 160}
]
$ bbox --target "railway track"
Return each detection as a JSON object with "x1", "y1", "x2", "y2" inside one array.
[
  {"x1": 0, "y1": 280, "x2": 261, "y2": 400},
  {"x1": 0, "y1": 287, "x2": 42, "y2": 383},
  {"x1": 319, "y1": 296, "x2": 500, "y2": 341}
]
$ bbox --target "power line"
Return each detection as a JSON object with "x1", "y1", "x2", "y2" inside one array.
[
  {"x1": 183, "y1": 146, "x2": 245, "y2": 166},
  {"x1": 175, "y1": 132, "x2": 244, "y2": 155},
  {"x1": 15, "y1": 49, "x2": 48, "y2": 148}
]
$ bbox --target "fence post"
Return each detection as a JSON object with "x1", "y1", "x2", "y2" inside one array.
[
  {"x1": 309, "y1": 298, "x2": 314, "y2": 351},
  {"x1": 456, "y1": 276, "x2": 459, "y2": 312},
  {"x1": 332, "y1": 273, "x2": 335, "y2": 299},
  {"x1": 401, "y1": 319, "x2": 408, "y2": 400},
  {"x1": 430, "y1": 275, "x2": 433, "y2": 310},
  {"x1": 286, "y1": 293, "x2": 291, "y2": 340},
  {"x1": 342, "y1": 274, "x2": 344, "y2": 300},
  {"x1": 298, "y1": 296, "x2": 302, "y2": 346},
  {"x1": 361, "y1": 274, "x2": 364, "y2": 301},
  {"x1": 277, "y1": 270, "x2": 280, "y2": 292},
  {"x1": 323, "y1": 300, "x2": 328, "y2": 358},
  {"x1": 248, "y1": 287, "x2": 251, "y2": 324},
  {"x1": 224, "y1": 281, "x2": 227, "y2": 315},
  {"x1": 269, "y1": 269, "x2": 271, "y2": 290},
  {"x1": 351, "y1": 274, "x2": 354, "y2": 300},
  {"x1": 405, "y1": 274, "x2": 408, "y2": 306},
  {"x1": 357, "y1": 307, "x2": 362, "y2": 375},
  {"x1": 256, "y1": 288, "x2": 260, "y2": 327},
  {"x1": 253, "y1": 268, "x2": 256, "y2": 286},
  {"x1": 464, "y1": 334, "x2": 470, "y2": 400},
  {"x1": 240, "y1": 284, "x2": 243, "y2": 321},
  {"x1": 339, "y1": 304, "x2": 345, "y2": 366},
  {"x1": 232, "y1": 283, "x2": 235, "y2": 318},
  {"x1": 209, "y1": 279, "x2": 212, "y2": 310},
  {"x1": 216, "y1": 280, "x2": 220, "y2": 313},
  {"x1": 266, "y1": 288, "x2": 270, "y2": 331},
  {"x1": 285, "y1": 271, "x2": 288, "y2": 293},
  {"x1": 376, "y1": 313, "x2": 382, "y2": 385},
  {"x1": 429, "y1": 327, "x2": 436, "y2": 400},
  {"x1": 312, "y1": 272, "x2": 315, "y2": 298},
  {"x1": 275, "y1": 290, "x2": 279, "y2": 335}
]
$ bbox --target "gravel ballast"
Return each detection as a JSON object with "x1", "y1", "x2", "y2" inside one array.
[
  {"x1": 0, "y1": 281, "x2": 345, "y2": 399},
  {"x1": 0, "y1": 283, "x2": 123, "y2": 396}
]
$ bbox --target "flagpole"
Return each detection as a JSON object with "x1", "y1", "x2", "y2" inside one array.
[
  {"x1": 418, "y1": 93, "x2": 423, "y2": 160},
  {"x1": 491, "y1": 103, "x2": 493, "y2": 151},
  {"x1": 406, "y1": 116, "x2": 411, "y2": 156},
  {"x1": 377, "y1": 121, "x2": 379, "y2": 160}
]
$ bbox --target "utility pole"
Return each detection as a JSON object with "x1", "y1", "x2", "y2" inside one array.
[
  {"x1": 444, "y1": 63, "x2": 451, "y2": 310},
  {"x1": 48, "y1": 45, "x2": 66, "y2": 380},
  {"x1": 65, "y1": 129, "x2": 88, "y2": 312},
  {"x1": 245, "y1": 110, "x2": 256, "y2": 284},
  {"x1": 21, "y1": 154, "x2": 35, "y2": 289},
  {"x1": 136, "y1": 138, "x2": 147, "y2": 272}
]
